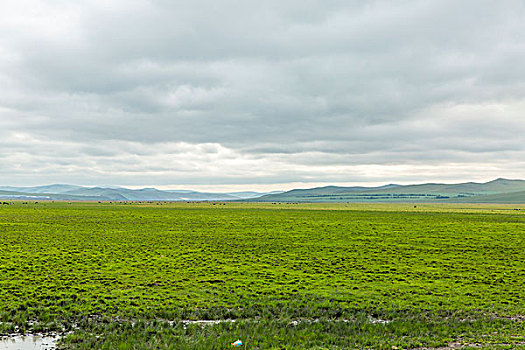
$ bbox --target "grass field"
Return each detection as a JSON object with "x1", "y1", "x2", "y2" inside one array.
[{"x1": 0, "y1": 202, "x2": 524, "y2": 349}]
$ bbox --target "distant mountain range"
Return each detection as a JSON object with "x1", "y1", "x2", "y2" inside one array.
[
  {"x1": 0, "y1": 184, "x2": 282, "y2": 202},
  {"x1": 252, "y1": 178, "x2": 525, "y2": 204},
  {"x1": 0, "y1": 178, "x2": 524, "y2": 203}
]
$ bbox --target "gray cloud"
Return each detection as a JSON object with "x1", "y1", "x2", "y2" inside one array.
[{"x1": 0, "y1": 0, "x2": 524, "y2": 189}]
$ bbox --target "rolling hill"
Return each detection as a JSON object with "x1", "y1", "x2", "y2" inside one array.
[
  {"x1": 1, "y1": 179, "x2": 523, "y2": 203},
  {"x1": 0, "y1": 185, "x2": 279, "y2": 202},
  {"x1": 254, "y1": 178, "x2": 525, "y2": 203}
]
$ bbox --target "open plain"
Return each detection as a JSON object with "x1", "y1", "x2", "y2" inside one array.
[{"x1": 0, "y1": 202, "x2": 524, "y2": 349}]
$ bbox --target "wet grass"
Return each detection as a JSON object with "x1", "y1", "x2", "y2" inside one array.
[{"x1": 0, "y1": 202, "x2": 523, "y2": 348}]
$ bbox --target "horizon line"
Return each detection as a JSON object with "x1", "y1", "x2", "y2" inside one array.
[{"x1": 1, "y1": 177, "x2": 522, "y2": 194}]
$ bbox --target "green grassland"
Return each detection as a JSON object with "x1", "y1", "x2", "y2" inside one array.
[{"x1": 0, "y1": 202, "x2": 524, "y2": 349}]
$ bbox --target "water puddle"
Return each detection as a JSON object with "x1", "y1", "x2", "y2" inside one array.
[
  {"x1": 368, "y1": 316, "x2": 392, "y2": 324},
  {"x1": 179, "y1": 319, "x2": 236, "y2": 329},
  {"x1": 290, "y1": 317, "x2": 392, "y2": 326},
  {"x1": 0, "y1": 335, "x2": 58, "y2": 350}
]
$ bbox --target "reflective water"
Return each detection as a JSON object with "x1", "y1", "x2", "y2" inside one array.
[{"x1": 0, "y1": 335, "x2": 58, "y2": 350}]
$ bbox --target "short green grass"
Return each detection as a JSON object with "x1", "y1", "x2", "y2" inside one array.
[{"x1": 0, "y1": 202, "x2": 524, "y2": 349}]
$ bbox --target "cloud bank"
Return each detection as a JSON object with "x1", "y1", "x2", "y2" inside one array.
[{"x1": 1, "y1": 0, "x2": 524, "y2": 190}]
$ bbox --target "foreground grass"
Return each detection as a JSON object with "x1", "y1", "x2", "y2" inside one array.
[
  {"x1": 59, "y1": 316, "x2": 525, "y2": 349},
  {"x1": 0, "y1": 202, "x2": 523, "y2": 348}
]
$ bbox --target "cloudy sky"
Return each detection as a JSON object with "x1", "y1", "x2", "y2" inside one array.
[{"x1": 1, "y1": 0, "x2": 524, "y2": 191}]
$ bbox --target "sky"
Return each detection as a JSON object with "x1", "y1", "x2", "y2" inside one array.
[{"x1": 1, "y1": 0, "x2": 524, "y2": 192}]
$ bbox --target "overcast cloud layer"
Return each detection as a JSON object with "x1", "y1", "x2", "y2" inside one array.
[{"x1": 1, "y1": 0, "x2": 524, "y2": 190}]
